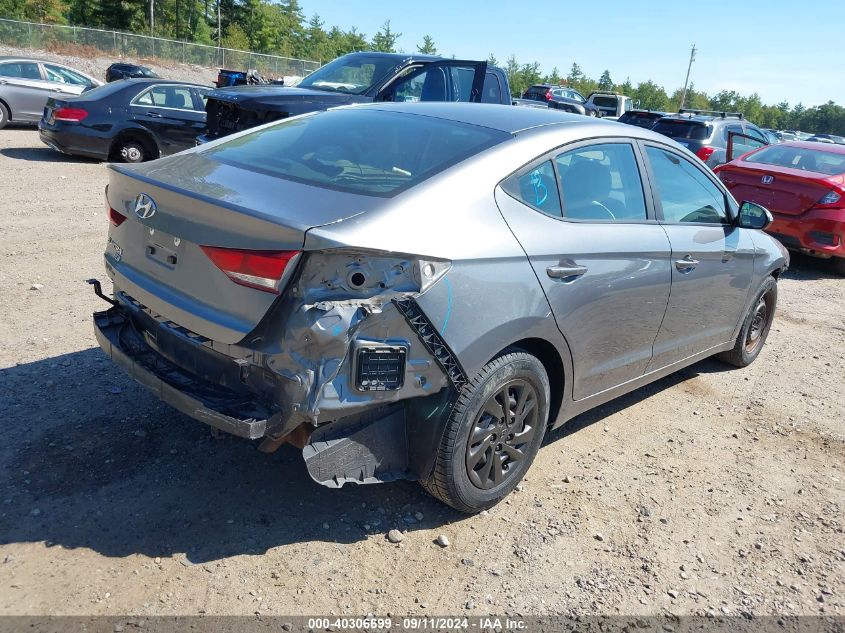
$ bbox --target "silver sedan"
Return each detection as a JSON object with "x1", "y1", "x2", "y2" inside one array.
[
  {"x1": 0, "y1": 56, "x2": 100, "y2": 128},
  {"x1": 92, "y1": 103, "x2": 788, "y2": 512}
]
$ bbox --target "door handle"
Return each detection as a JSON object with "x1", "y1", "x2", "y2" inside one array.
[
  {"x1": 145, "y1": 112, "x2": 163, "y2": 118},
  {"x1": 674, "y1": 255, "x2": 700, "y2": 272},
  {"x1": 547, "y1": 264, "x2": 588, "y2": 280}
]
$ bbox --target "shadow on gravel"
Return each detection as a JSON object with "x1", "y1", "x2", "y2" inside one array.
[
  {"x1": 1, "y1": 346, "x2": 714, "y2": 563},
  {"x1": 547, "y1": 357, "x2": 730, "y2": 443},
  {"x1": 780, "y1": 251, "x2": 843, "y2": 281},
  {"x1": 0, "y1": 146, "x2": 100, "y2": 163}
]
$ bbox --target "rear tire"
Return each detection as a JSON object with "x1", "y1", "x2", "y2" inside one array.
[
  {"x1": 421, "y1": 351, "x2": 549, "y2": 513},
  {"x1": 0, "y1": 102, "x2": 9, "y2": 130},
  {"x1": 717, "y1": 276, "x2": 777, "y2": 368}
]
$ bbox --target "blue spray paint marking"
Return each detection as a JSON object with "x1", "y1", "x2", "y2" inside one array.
[
  {"x1": 530, "y1": 169, "x2": 549, "y2": 206},
  {"x1": 331, "y1": 324, "x2": 343, "y2": 337},
  {"x1": 440, "y1": 277, "x2": 452, "y2": 335}
]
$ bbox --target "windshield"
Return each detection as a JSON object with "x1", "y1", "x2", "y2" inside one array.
[
  {"x1": 653, "y1": 119, "x2": 711, "y2": 140},
  {"x1": 204, "y1": 108, "x2": 510, "y2": 196},
  {"x1": 745, "y1": 145, "x2": 845, "y2": 176},
  {"x1": 298, "y1": 55, "x2": 401, "y2": 95}
]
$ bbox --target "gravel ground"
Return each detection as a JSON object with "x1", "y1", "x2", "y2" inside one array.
[{"x1": 0, "y1": 128, "x2": 843, "y2": 619}]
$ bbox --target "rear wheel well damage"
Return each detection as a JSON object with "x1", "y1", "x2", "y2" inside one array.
[
  {"x1": 109, "y1": 130, "x2": 158, "y2": 161},
  {"x1": 498, "y1": 338, "x2": 564, "y2": 428}
]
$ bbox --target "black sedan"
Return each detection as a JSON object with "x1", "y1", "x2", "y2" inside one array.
[
  {"x1": 39, "y1": 79, "x2": 210, "y2": 162},
  {"x1": 105, "y1": 62, "x2": 159, "y2": 82}
]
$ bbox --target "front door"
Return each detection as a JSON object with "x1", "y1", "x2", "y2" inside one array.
[
  {"x1": 131, "y1": 84, "x2": 206, "y2": 155},
  {"x1": 377, "y1": 60, "x2": 487, "y2": 103},
  {"x1": 641, "y1": 143, "x2": 755, "y2": 370},
  {"x1": 496, "y1": 140, "x2": 673, "y2": 400},
  {"x1": 0, "y1": 60, "x2": 50, "y2": 121}
]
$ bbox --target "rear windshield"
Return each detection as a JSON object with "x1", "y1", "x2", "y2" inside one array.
[
  {"x1": 744, "y1": 145, "x2": 845, "y2": 176},
  {"x1": 653, "y1": 119, "x2": 711, "y2": 140},
  {"x1": 619, "y1": 112, "x2": 661, "y2": 127},
  {"x1": 591, "y1": 96, "x2": 617, "y2": 108},
  {"x1": 523, "y1": 87, "x2": 548, "y2": 101},
  {"x1": 204, "y1": 108, "x2": 510, "y2": 196}
]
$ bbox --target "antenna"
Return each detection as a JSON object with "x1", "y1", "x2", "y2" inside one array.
[{"x1": 679, "y1": 44, "x2": 697, "y2": 110}]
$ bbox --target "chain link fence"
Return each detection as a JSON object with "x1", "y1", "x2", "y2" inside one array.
[{"x1": 0, "y1": 18, "x2": 320, "y2": 77}]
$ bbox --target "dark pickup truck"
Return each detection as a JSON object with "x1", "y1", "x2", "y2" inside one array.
[{"x1": 200, "y1": 52, "x2": 512, "y2": 141}]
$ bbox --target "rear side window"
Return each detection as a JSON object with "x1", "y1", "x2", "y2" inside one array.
[
  {"x1": 135, "y1": 85, "x2": 196, "y2": 110},
  {"x1": 0, "y1": 62, "x2": 41, "y2": 80},
  {"x1": 502, "y1": 161, "x2": 562, "y2": 217},
  {"x1": 744, "y1": 145, "x2": 845, "y2": 175},
  {"x1": 205, "y1": 109, "x2": 510, "y2": 196},
  {"x1": 646, "y1": 146, "x2": 728, "y2": 224},
  {"x1": 653, "y1": 120, "x2": 711, "y2": 140},
  {"x1": 481, "y1": 72, "x2": 502, "y2": 104},
  {"x1": 556, "y1": 143, "x2": 647, "y2": 221}
]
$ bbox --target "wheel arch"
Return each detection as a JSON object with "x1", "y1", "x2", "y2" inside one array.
[
  {"x1": 109, "y1": 126, "x2": 159, "y2": 161},
  {"x1": 0, "y1": 96, "x2": 12, "y2": 119}
]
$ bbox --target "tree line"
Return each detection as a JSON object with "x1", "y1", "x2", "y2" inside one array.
[{"x1": 3, "y1": 0, "x2": 843, "y2": 134}]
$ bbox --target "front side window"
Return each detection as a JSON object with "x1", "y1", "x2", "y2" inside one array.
[
  {"x1": 0, "y1": 62, "x2": 41, "y2": 80},
  {"x1": 501, "y1": 160, "x2": 561, "y2": 217},
  {"x1": 556, "y1": 143, "x2": 647, "y2": 221},
  {"x1": 204, "y1": 109, "x2": 509, "y2": 196},
  {"x1": 43, "y1": 64, "x2": 90, "y2": 86},
  {"x1": 646, "y1": 146, "x2": 728, "y2": 224}
]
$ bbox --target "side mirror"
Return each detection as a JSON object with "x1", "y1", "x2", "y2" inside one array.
[{"x1": 737, "y1": 201, "x2": 773, "y2": 230}]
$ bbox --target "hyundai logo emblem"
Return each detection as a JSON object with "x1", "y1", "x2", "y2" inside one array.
[
  {"x1": 761, "y1": 175, "x2": 774, "y2": 185},
  {"x1": 133, "y1": 193, "x2": 157, "y2": 219}
]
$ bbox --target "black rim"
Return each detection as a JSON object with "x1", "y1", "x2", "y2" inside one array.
[
  {"x1": 465, "y1": 379, "x2": 538, "y2": 490},
  {"x1": 745, "y1": 295, "x2": 769, "y2": 353}
]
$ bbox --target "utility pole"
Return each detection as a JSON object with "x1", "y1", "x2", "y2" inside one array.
[
  {"x1": 149, "y1": 0, "x2": 154, "y2": 36},
  {"x1": 217, "y1": 0, "x2": 222, "y2": 50},
  {"x1": 679, "y1": 44, "x2": 697, "y2": 110}
]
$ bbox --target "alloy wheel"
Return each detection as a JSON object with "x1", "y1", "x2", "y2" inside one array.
[
  {"x1": 465, "y1": 379, "x2": 538, "y2": 490},
  {"x1": 744, "y1": 296, "x2": 769, "y2": 353}
]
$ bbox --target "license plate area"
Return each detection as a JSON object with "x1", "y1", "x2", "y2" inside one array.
[{"x1": 144, "y1": 228, "x2": 182, "y2": 270}]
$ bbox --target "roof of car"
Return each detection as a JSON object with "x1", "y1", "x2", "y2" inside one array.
[
  {"x1": 351, "y1": 102, "x2": 629, "y2": 134},
  {"x1": 115, "y1": 78, "x2": 207, "y2": 87}
]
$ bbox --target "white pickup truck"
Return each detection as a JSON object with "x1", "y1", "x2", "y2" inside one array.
[{"x1": 585, "y1": 91, "x2": 635, "y2": 120}]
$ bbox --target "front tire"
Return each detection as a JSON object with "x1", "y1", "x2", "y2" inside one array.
[
  {"x1": 718, "y1": 276, "x2": 777, "y2": 367},
  {"x1": 421, "y1": 351, "x2": 550, "y2": 513}
]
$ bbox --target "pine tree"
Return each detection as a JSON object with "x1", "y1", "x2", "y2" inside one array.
[
  {"x1": 417, "y1": 34, "x2": 436, "y2": 54},
  {"x1": 370, "y1": 20, "x2": 399, "y2": 52},
  {"x1": 598, "y1": 69, "x2": 613, "y2": 91}
]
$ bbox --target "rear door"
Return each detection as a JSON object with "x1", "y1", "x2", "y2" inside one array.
[
  {"x1": 130, "y1": 84, "x2": 206, "y2": 154},
  {"x1": 0, "y1": 61, "x2": 50, "y2": 121},
  {"x1": 641, "y1": 142, "x2": 755, "y2": 369},
  {"x1": 496, "y1": 139, "x2": 672, "y2": 400}
]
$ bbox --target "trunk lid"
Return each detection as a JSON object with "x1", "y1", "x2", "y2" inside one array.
[
  {"x1": 105, "y1": 150, "x2": 380, "y2": 344},
  {"x1": 720, "y1": 162, "x2": 839, "y2": 216}
]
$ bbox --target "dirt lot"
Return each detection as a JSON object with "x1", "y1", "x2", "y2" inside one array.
[{"x1": 0, "y1": 127, "x2": 843, "y2": 619}]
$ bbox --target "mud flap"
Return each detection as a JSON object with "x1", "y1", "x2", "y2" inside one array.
[{"x1": 302, "y1": 407, "x2": 411, "y2": 487}]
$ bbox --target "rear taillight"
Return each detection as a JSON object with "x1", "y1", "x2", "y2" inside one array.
[
  {"x1": 108, "y1": 207, "x2": 126, "y2": 227},
  {"x1": 545, "y1": 90, "x2": 553, "y2": 101},
  {"x1": 201, "y1": 246, "x2": 300, "y2": 294},
  {"x1": 696, "y1": 146, "x2": 716, "y2": 162},
  {"x1": 818, "y1": 190, "x2": 842, "y2": 206},
  {"x1": 53, "y1": 107, "x2": 88, "y2": 122}
]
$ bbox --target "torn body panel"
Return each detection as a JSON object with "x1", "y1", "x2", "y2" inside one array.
[{"x1": 94, "y1": 248, "x2": 457, "y2": 483}]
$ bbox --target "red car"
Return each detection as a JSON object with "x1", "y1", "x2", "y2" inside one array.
[{"x1": 715, "y1": 141, "x2": 845, "y2": 275}]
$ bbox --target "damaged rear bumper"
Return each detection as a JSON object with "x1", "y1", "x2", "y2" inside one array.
[{"x1": 94, "y1": 304, "x2": 277, "y2": 440}]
